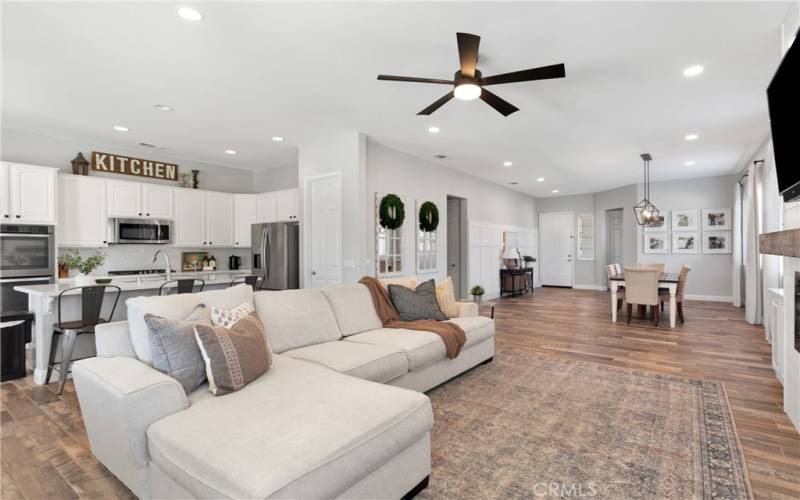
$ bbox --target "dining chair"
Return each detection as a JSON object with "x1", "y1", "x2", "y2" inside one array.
[
  {"x1": 158, "y1": 278, "x2": 205, "y2": 295},
  {"x1": 229, "y1": 275, "x2": 261, "y2": 290},
  {"x1": 660, "y1": 265, "x2": 691, "y2": 324},
  {"x1": 639, "y1": 262, "x2": 666, "y2": 273},
  {"x1": 623, "y1": 268, "x2": 660, "y2": 326},
  {"x1": 606, "y1": 264, "x2": 624, "y2": 311}
]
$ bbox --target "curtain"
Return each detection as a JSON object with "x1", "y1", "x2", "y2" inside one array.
[
  {"x1": 744, "y1": 162, "x2": 762, "y2": 324},
  {"x1": 759, "y1": 142, "x2": 784, "y2": 318},
  {"x1": 732, "y1": 180, "x2": 743, "y2": 307}
]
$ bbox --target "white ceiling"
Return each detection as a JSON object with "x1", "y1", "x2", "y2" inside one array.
[{"x1": 1, "y1": 1, "x2": 790, "y2": 196}]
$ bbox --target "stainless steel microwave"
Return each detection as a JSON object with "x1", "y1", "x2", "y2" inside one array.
[{"x1": 114, "y1": 218, "x2": 172, "y2": 244}]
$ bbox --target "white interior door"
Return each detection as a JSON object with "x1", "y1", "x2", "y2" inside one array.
[
  {"x1": 606, "y1": 209, "x2": 624, "y2": 266},
  {"x1": 539, "y1": 212, "x2": 573, "y2": 286},
  {"x1": 307, "y1": 174, "x2": 341, "y2": 288}
]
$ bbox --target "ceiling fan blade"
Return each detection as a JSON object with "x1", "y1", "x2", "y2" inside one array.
[
  {"x1": 456, "y1": 32, "x2": 480, "y2": 77},
  {"x1": 479, "y1": 88, "x2": 519, "y2": 116},
  {"x1": 480, "y1": 63, "x2": 566, "y2": 86},
  {"x1": 377, "y1": 75, "x2": 454, "y2": 85},
  {"x1": 417, "y1": 91, "x2": 455, "y2": 115}
]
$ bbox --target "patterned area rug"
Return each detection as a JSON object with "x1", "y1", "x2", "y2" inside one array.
[{"x1": 421, "y1": 348, "x2": 752, "y2": 499}]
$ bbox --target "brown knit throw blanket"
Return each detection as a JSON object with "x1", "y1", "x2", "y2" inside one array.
[{"x1": 359, "y1": 276, "x2": 466, "y2": 359}]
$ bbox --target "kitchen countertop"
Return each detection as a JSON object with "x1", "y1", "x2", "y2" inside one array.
[{"x1": 15, "y1": 270, "x2": 256, "y2": 298}]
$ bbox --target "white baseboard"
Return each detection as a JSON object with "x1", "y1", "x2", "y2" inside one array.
[
  {"x1": 573, "y1": 284, "x2": 606, "y2": 291},
  {"x1": 685, "y1": 294, "x2": 733, "y2": 303}
]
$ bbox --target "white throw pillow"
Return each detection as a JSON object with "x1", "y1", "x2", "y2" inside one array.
[{"x1": 211, "y1": 302, "x2": 254, "y2": 328}]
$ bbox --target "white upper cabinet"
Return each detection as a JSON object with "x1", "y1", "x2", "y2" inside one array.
[
  {"x1": 205, "y1": 192, "x2": 234, "y2": 247},
  {"x1": 58, "y1": 175, "x2": 108, "y2": 247},
  {"x1": 234, "y1": 194, "x2": 257, "y2": 248},
  {"x1": 257, "y1": 192, "x2": 276, "y2": 223},
  {"x1": 275, "y1": 189, "x2": 299, "y2": 221},
  {"x1": 142, "y1": 184, "x2": 173, "y2": 219},
  {"x1": 173, "y1": 189, "x2": 206, "y2": 247},
  {"x1": 107, "y1": 180, "x2": 174, "y2": 219},
  {"x1": 2, "y1": 162, "x2": 57, "y2": 224},
  {"x1": 107, "y1": 180, "x2": 142, "y2": 218}
]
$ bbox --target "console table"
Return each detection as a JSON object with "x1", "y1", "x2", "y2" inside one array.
[{"x1": 500, "y1": 268, "x2": 533, "y2": 298}]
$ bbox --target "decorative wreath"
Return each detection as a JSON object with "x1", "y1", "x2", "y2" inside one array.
[
  {"x1": 418, "y1": 201, "x2": 439, "y2": 232},
  {"x1": 379, "y1": 194, "x2": 405, "y2": 230}
]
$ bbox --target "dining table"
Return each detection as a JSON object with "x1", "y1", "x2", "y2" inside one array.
[{"x1": 608, "y1": 272, "x2": 680, "y2": 328}]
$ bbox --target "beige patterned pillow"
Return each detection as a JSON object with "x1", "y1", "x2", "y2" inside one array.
[
  {"x1": 194, "y1": 312, "x2": 271, "y2": 396},
  {"x1": 211, "y1": 302, "x2": 254, "y2": 328},
  {"x1": 435, "y1": 276, "x2": 460, "y2": 318}
]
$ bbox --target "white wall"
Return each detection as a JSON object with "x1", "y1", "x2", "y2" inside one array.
[
  {"x1": 638, "y1": 175, "x2": 738, "y2": 299},
  {"x1": 536, "y1": 194, "x2": 595, "y2": 287}
]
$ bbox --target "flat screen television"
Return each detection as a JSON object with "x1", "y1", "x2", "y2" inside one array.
[{"x1": 767, "y1": 32, "x2": 800, "y2": 202}]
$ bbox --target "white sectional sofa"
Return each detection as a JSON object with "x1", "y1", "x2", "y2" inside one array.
[{"x1": 73, "y1": 281, "x2": 495, "y2": 499}]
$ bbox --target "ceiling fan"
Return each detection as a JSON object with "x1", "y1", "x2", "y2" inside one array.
[{"x1": 377, "y1": 32, "x2": 566, "y2": 116}]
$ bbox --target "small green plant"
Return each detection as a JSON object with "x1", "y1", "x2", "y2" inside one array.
[
  {"x1": 58, "y1": 251, "x2": 105, "y2": 274},
  {"x1": 470, "y1": 285, "x2": 485, "y2": 296},
  {"x1": 523, "y1": 255, "x2": 536, "y2": 265}
]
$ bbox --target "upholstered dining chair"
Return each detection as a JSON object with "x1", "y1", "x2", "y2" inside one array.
[
  {"x1": 660, "y1": 265, "x2": 691, "y2": 324},
  {"x1": 623, "y1": 268, "x2": 660, "y2": 326},
  {"x1": 606, "y1": 264, "x2": 625, "y2": 311},
  {"x1": 639, "y1": 262, "x2": 666, "y2": 273}
]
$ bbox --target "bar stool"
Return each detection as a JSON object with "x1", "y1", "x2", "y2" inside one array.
[
  {"x1": 47, "y1": 285, "x2": 121, "y2": 394},
  {"x1": 158, "y1": 278, "x2": 205, "y2": 295},
  {"x1": 229, "y1": 275, "x2": 261, "y2": 290}
]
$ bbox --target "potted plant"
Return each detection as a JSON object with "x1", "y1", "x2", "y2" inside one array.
[
  {"x1": 59, "y1": 251, "x2": 105, "y2": 286},
  {"x1": 470, "y1": 285, "x2": 485, "y2": 304},
  {"x1": 523, "y1": 255, "x2": 537, "y2": 268}
]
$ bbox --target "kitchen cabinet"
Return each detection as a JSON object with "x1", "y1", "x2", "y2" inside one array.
[
  {"x1": 57, "y1": 175, "x2": 108, "y2": 247},
  {"x1": 1, "y1": 162, "x2": 57, "y2": 224},
  {"x1": 275, "y1": 189, "x2": 299, "y2": 221},
  {"x1": 257, "y1": 192, "x2": 276, "y2": 223},
  {"x1": 205, "y1": 192, "x2": 234, "y2": 247},
  {"x1": 107, "y1": 180, "x2": 174, "y2": 219},
  {"x1": 234, "y1": 194, "x2": 257, "y2": 248},
  {"x1": 173, "y1": 189, "x2": 206, "y2": 247}
]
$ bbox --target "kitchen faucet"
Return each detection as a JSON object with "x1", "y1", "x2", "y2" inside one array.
[{"x1": 152, "y1": 250, "x2": 172, "y2": 281}]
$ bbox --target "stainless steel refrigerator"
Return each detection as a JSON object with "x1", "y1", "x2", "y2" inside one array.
[{"x1": 251, "y1": 222, "x2": 299, "y2": 290}]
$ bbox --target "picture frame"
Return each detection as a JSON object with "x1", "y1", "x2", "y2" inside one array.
[
  {"x1": 643, "y1": 232, "x2": 669, "y2": 254},
  {"x1": 181, "y1": 251, "x2": 208, "y2": 272},
  {"x1": 672, "y1": 232, "x2": 699, "y2": 254},
  {"x1": 671, "y1": 209, "x2": 698, "y2": 232},
  {"x1": 643, "y1": 211, "x2": 668, "y2": 232},
  {"x1": 702, "y1": 231, "x2": 732, "y2": 254},
  {"x1": 702, "y1": 208, "x2": 731, "y2": 231}
]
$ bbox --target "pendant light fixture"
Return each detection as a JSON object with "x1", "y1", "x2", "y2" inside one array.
[{"x1": 633, "y1": 153, "x2": 660, "y2": 226}]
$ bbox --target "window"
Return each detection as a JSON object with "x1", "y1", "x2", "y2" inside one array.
[
  {"x1": 577, "y1": 214, "x2": 595, "y2": 260},
  {"x1": 416, "y1": 200, "x2": 438, "y2": 274},
  {"x1": 375, "y1": 193, "x2": 404, "y2": 277}
]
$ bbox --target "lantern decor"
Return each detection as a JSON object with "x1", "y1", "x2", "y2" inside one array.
[
  {"x1": 633, "y1": 153, "x2": 660, "y2": 226},
  {"x1": 71, "y1": 152, "x2": 90, "y2": 175}
]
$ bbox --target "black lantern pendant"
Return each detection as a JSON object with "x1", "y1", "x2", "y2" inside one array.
[{"x1": 633, "y1": 153, "x2": 660, "y2": 226}]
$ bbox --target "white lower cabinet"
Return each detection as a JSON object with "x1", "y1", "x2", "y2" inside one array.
[
  {"x1": 173, "y1": 189, "x2": 206, "y2": 247},
  {"x1": 57, "y1": 175, "x2": 108, "y2": 247},
  {"x1": 234, "y1": 194, "x2": 257, "y2": 248},
  {"x1": 205, "y1": 192, "x2": 234, "y2": 247}
]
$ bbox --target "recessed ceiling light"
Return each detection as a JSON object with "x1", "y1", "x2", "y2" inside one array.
[
  {"x1": 684, "y1": 160, "x2": 696, "y2": 166},
  {"x1": 509, "y1": 182, "x2": 518, "y2": 185},
  {"x1": 177, "y1": 6, "x2": 203, "y2": 21},
  {"x1": 683, "y1": 65, "x2": 704, "y2": 77},
  {"x1": 536, "y1": 177, "x2": 545, "y2": 182},
  {"x1": 684, "y1": 133, "x2": 699, "y2": 141},
  {"x1": 433, "y1": 154, "x2": 447, "y2": 159},
  {"x1": 225, "y1": 150, "x2": 236, "y2": 155},
  {"x1": 503, "y1": 161, "x2": 513, "y2": 167},
  {"x1": 552, "y1": 189, "x2": 559, "y2": 194},
  {"x1": 428, "y1": 126, "x2": 440, "y2": 134},
  {"x1": 272, "y1": 136, "x2": 284, "y2": 142},
  {"x1": 153, "y1": 104, "x2": 173, "y2": 111},
  {"x1": 113, "y1": 125, "x2": 129, "y2": 132}
]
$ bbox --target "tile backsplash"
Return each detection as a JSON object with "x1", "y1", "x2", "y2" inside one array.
[{"x1": 58, "y1": 245, "x2": 251, "y2": 274}]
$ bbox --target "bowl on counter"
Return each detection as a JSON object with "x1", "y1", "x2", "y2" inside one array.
[{"x1": 94, "y1": 277, "x2": 113, "y2": 284}]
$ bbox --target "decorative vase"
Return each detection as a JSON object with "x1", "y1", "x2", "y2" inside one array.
[
  {"x1": 190, "y1": 170, "x2": 200, "y2": 189},
  {"x1": 74, "y1": 273, "x2": 95, "y2": 287},
  {"x1": 472, "y1": 295, "x2": 483, "y2": 304},
  {"x1": 58, "y1": 263, "x2": 70, "y2": 279},
  {"x1": 503, "y1": 258, "x2": 518, "y2": 269}
]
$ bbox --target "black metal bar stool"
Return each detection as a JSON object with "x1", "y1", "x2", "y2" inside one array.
[
  {"x1": 47, "y1": 285, "x2": 121, "y2": 394},
  {"x1": 229, "y1": 275, "x2": 261, "y2": 290},
  {"x1": 158, "y1": 278, "x2": 205, "y2": 295}
]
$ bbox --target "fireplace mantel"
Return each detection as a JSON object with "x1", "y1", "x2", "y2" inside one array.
[{"x1": 760, "y1": 229, "x2": 800, "y2": 258}]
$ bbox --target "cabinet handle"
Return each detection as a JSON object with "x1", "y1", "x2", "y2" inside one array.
[
  {"x1": 146, "y1": 213, "x2": 150, "y2": 216},
  {"x1": 203, "y1": 242, "x2": 207, "y2": 245},
  {"x1": 209, "y1": 242, "x2": 213, "y2": 245},
  {"x1": 3, "y1": 215, "x2": 8, "y2": 218},
  {"x1": 15, "y1": 215, "x2": 20, "y2": 218},
  {"x1": 138, "y1": 212, "x2": 142, "y2": 216},
  {"x1": 103, "y1": 240, "x2": 107, "y2": 244}
]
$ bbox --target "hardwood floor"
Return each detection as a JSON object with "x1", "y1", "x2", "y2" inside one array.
[{"x1": 1, "y1": 287, "x2": 798, "y2": 499}]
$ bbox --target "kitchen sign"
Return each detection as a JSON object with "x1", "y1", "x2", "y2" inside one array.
[{"x1": 91, "y1": 152, "x2": 179, "y2": 181}]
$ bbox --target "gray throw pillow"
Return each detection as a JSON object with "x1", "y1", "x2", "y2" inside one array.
[
  {"x1": 145, "y1": 304, "x2": 211, "y2": 394},
  {"x1": 388, "y1": 279, "x2": 447, "y2": 322}
]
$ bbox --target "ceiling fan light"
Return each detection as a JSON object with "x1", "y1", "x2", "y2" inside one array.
[{"x1": 454, "y1": 83, "x2": 481, "y2": 101}]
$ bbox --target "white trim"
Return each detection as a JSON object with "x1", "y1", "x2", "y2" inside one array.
[
  {"x1": 685, "y1": 294, "x2": 734, "y2": 302},
  {"x1": 573, "y1": 284, "x2": 606, "y2": 291},
  {"x1": 302, "y1": 172, "x2": 342, "y2": 288}
]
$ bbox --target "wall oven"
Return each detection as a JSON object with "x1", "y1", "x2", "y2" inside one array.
[
  {"x1": 114, "y1": 218, "x2": 172, "y2": 244},
  {"x1": 0, "y1": 224, "x2": 56, "y2": 314}
]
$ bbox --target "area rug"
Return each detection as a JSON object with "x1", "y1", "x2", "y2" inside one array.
[{"x1": 420, "y1": 348, "x2": 752, "y2": 499}]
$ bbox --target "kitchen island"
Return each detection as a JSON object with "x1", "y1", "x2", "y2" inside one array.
[{"x1": 15, "y1": 270, "x2": 253, "y2": 385}]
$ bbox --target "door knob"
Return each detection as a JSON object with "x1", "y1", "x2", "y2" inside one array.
[{"x1": 311, "y1": 271, "x2": 317, "y2": 275}]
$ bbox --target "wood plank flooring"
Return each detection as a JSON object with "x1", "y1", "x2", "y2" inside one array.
[{"x1": 1, "y1": 287, "x2": 798, "y2": 499}]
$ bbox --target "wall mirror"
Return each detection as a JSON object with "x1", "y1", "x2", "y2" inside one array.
[
  {"x1": 416, "y1": 200, "x2": 439, "y2": 274},
  {"x1": 376, "y1": 193, "x2": 404, "y2": 277},
  {"x1": 577, "y1": 214, "x2": 595, "y2": 261}
]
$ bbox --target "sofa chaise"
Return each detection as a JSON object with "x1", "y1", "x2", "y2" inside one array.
[{"x1": 73, "y1": 280, "x2": 495, "y2": 499}]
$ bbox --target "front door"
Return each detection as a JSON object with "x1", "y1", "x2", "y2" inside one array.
[
  {"x1": 307, "y1": 173, "x2": 341, "y2": 288},
  {"x1": 539, "y1": 212, "x2": 573, "y2": 287}
]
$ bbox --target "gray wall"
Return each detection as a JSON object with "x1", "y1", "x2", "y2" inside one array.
[{"x1": 253, "y1": 164, "x2": 298, "y2": 191}]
